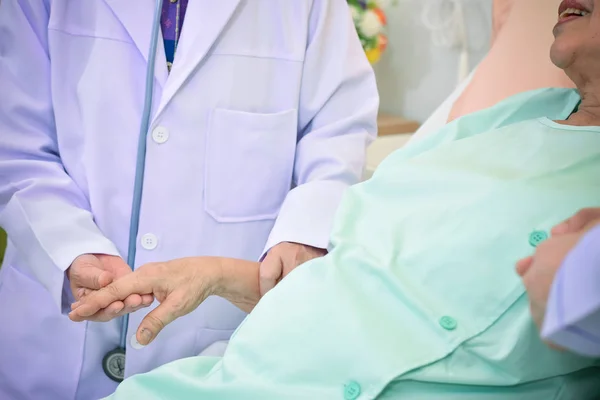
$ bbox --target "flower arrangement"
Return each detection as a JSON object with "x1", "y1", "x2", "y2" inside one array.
[{"x1": 348, "y1": 0, "x2": 393, "y2": 64}]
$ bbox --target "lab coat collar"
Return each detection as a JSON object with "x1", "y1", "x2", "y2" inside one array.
[
  {"x1": 103, "y1": 0, "x2": 241, "y2": 122},
  {"x1": 103, "y1": 0, "x2": 169, "y2": 88},
  {"x1": 155, "y1": 0, "x2": 241, "y2": 119}
]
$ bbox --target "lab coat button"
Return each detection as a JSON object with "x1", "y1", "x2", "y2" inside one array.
[
  {"x1": 528, "y1": 231, "x2": 548, "y2": 247},
  {"x1": 152, "y1": 126, "x2": 170, "y2": 144},
  {"x1": 343, "y1": 381, "x2": 361, "y2": 399},
  {"x1": 141, "y1": 233, "x2": 158, "y2": 250},
  {"x1": 439, "y1": 316, "x2": 457, "y2": 331},
  {"x1": 130, "y1": 334, "x2": 146, "y2": 350}
]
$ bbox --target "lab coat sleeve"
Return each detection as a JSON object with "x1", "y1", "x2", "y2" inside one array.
[
  {"x1": 0, "y1": 0, "x2": 120, "y2": 312},
  {"x1": 262, "y1": 0, "x2": 379, "y2": 256},
  {"x1": 541, "y1": 225, "x2": 600, "y2": 357}
]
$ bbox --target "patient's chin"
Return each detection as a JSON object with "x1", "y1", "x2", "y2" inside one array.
[{"x1": 549, "y1": 40, "x2": 576, "y2": 70}]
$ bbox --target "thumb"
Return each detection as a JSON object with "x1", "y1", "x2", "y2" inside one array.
[
  {"x1": 97, "y1": 255, "x2": 132, "y2": 279},
  {"x1": 259, "y1": 255, "x2": 283, "y2": 297},
  {"x1": 136, "y1": 295, "x2": 187, "y2": 345},
  {"x1": 70, "y1": 255, "x2": 113, "y2": 291}
]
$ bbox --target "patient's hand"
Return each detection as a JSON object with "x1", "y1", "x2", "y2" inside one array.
[
  {"x1": 517, "y1": 209, "x2": 600, "y2": 343},
  {"x1": 69, "y1": 257, "x2": 261, "y2": 346},
  {"x1": 69, "y1": 257, "x2": 224, "y2": 345}
]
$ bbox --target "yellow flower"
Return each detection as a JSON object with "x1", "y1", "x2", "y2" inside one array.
[{"x1": 366, "y1": 48, "x2": 381, "y2": 64}]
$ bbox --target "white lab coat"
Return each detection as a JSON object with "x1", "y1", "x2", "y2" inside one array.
[{"x1": 0, "y1": 0, "x2": 378, "y2": 399}]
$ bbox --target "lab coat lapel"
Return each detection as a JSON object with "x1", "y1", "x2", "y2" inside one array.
[
  {"x1": 155, "y1": 0, "x2": 242, "y2": 117},
  {"x1": 104, "y1": 0, "x2": 169, "y2": 88}
]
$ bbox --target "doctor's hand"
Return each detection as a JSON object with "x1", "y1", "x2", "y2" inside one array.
[
  {"x1": 259, "y1": 242, "x2": 326, "y2": 296},
  {"x1": 67, "y1": 254, "x2": 153, "y2": 321},
  {"x1": 69, "y1": 257, "x2": 225, "y2": 346},
  {"x1": 550, "y1": 207, "x2": 600, "y2": 235},
  {"x1": 516, "y1": 209, "x2": 600, "y2": 343}
]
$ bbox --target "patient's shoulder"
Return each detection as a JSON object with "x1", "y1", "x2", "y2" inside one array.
[
  {"x1": 437, "y1": 87, "x2": 581, "y2": 143},
  {"x1": 375, "y1": 88, "x2": 581, "y2": 172},
  {"x1": 458, "y1": 87, "x2": 579, "y2": 131}
]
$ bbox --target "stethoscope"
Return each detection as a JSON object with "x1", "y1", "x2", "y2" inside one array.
[{"x1": 102, "y1": 0, "x2": 163, "y2": 383}]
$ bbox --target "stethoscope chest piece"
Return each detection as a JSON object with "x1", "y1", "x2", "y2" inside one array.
[{"x1": 103, "y1": 347, "x2": 126, "y2": 383}]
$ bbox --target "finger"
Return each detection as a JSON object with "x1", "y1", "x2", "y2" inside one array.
[
  {"x1": 69, "y1": 301, "x2": 125, "y2": 323},
  {"x1": 115, "y1": 294, "x2": 145, "y2": 316},
  {"x1": 123, "y1": 294, "x2": 143, "y2": 310},
  {"x1": 136, "y1": 295, "x2": 187, "y2": 345},
  {"x1": 552, "y1": 208, "x2": 600, "y2": 235},
  {"x1": 552, "y1": 221, "x2": 572, "y2": 235},
  {"x1": 284, "y1": 251, "x2": 319, "y2": 276},
  {"x1": 73, "y1": 287, "x2": 93, "y2": 302},
  {"x1": 259, "y1": 256, "x2": 283, "y2": 296},
  {"x1": 92, "y1": 299, "x2": 153, "y2": 322},
  {"x1": 285, "y1": 253, "x2": 308, "y2": 276},
  {"x1": 141, "y1": 294, "x2": 155, "y2": 306},
  {"x1": 516, "y1": 256, "x2": 534, "y2": 277},
  {"x1": 109, "y1": 300, "x2": 153, "y2": 320},
  {"x1": 72, "y1": 273, "x2": 151, "y2": 318},
  {"x1": 97, "y1": 254, "x2": 132, "y2": 279},
  {"x1": 107, "y1": 295, "x2": 152, "y2": 313},
  {"x1": 71, "y1": 266, "x2": 113, "y2": 291}
]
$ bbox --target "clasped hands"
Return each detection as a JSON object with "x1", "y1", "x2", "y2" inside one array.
[
  {"x1": 68, "y1": 242, "x2": 325, "y2": 346},
  {"x1": 67, "y1": 254, "x2": 155, "y2": 321}
]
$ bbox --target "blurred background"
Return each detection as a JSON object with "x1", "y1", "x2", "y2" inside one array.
[{"x1": 374, "y1": 0, "x2": 491, "y2": 122}]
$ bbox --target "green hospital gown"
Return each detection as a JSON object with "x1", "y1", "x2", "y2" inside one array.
[{"x1": 106, "y1": 88, "x2": 600, "y2": 400}]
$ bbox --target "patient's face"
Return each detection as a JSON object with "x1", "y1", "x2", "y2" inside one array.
[{"x1": 550, "y1": 0, "x2": 600, "y2": 76}]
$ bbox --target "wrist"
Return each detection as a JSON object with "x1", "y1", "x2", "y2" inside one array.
[
  {"x1": 211, "y1": 257, "x2": 229, "y2": 298},
  {"x1": 212, "y1": 257, "x2": 261, "y2": 313}
]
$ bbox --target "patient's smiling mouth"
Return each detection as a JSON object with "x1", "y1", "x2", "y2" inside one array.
[{"x1": 558, "y1": 0, "x2": 592, "y2": 24}]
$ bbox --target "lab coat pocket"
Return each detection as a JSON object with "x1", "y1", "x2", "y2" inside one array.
[{"x1": 204, "y1": 108, "x2": 298, "y2": 222}]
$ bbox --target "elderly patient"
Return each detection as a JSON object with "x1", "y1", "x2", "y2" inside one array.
[{"x1": 71, "y1": 2, "x2": 600, "y2": 399}]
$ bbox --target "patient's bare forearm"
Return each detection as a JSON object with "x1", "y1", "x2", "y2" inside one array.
[{"x1": 215, "y1": 258, "x2": 261, "y2": 313}]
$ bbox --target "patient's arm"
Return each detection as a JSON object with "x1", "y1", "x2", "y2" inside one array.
[{"x1": 69, "y1": 257, "x2": 261, "y2": 345}]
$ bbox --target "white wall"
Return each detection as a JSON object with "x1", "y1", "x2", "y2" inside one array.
[{"x1": 374, "y1": 0, "x2": 493, "y2": 123}]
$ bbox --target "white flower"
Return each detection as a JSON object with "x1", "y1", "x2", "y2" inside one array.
[{"x1": 359, "y1": 10, "x2": 383, "y2": 38}]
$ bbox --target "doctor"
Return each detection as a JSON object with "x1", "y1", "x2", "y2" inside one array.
[{"x1": 0, "y1": 1, "x2": 378, "y2": 399}]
